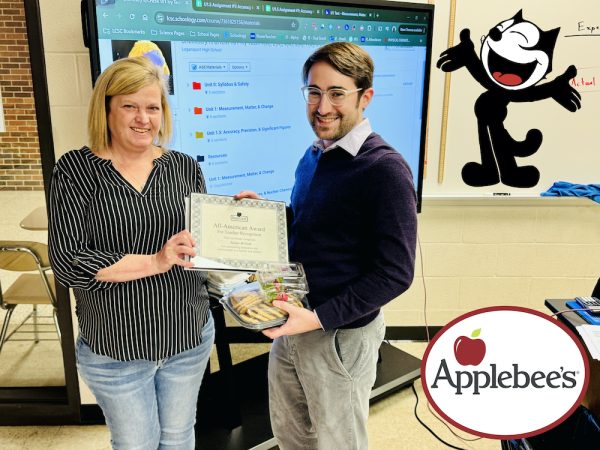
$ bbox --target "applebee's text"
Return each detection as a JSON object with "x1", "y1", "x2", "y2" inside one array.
[{"x1": 430, "y1": 359, "x2": 577, "y2": 395}]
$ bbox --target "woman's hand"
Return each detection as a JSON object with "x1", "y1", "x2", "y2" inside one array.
[
  {"x1": 152, "y1": 230, "x2": 197, "y2": 273},
  {"x1": 233, "y1": 190, "x2": 261, "y2": 200}
]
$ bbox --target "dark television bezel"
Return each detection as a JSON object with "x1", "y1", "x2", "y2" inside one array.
[{"x1": 80, "y1": 0, "x2": 433, "y2": 213}]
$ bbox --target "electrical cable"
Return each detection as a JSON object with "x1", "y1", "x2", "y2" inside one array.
[
  {"x1": 552, "y1": 308, "x2": 599, "y2": 318},
  {"x1": 411, "y1": 383, "x2": 468, "y2": 450},
  {"x1": 384, "y1": 232, "x2": 428, "y2": 349},
  {"x1": 425, "y1": 401, "x2": 481, "y2": 443},
  {"x1": 417, "y1": 232, "x2": 431, "y2": 343},
  {"x1": 415, "y1": 233, "x2": 480, "y2": 448}
]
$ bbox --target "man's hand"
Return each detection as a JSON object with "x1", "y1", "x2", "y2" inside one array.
[{"x1": 262, "y1": 300, "x2": 321, "y2": 339}]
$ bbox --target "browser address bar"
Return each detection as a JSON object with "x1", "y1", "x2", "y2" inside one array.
[{"x1": 156, "y1": 12, "x2": 299, "y2": 31}]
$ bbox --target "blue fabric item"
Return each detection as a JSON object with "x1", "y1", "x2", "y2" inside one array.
[{"x1": 541, "y1": 181, "x2": 600, "y2": 204}]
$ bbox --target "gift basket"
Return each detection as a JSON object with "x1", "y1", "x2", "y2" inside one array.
[{"x1": 220, "y1": 263, "x2": 308, "y2": 330}]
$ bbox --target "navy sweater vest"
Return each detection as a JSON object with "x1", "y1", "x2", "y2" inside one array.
[{"x1": 289, "y1": 133, "x2": 417, "y2": 330}]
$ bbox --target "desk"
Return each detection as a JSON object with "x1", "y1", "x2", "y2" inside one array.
[
  {"x1": 20, "y1": 206, "x2": 48, "y2": 231},
  {"x1": 545, "y1": 299, "x2": 600, "y2": 420}
]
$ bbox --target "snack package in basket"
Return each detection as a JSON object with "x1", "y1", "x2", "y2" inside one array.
[
  {"x1": 220, "y1": 282, "x2": 307, "y2": 330},
  {"x1": 256, "y1": 263, "x2": 308, "y2": 304},
  {"x1": 220, "y1": 263, "x2": 309, "y2": 330}
]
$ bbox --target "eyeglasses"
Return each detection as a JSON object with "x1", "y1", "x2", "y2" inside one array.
[{"x1": 300, "y1": 86, "x2": 363, "y2": 106}]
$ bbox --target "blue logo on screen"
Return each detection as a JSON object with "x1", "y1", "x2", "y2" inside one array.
[
  {"x1": 360, "y1": 36, "x2": 366, "y2": 42},
  {"x1": 250, "y1": 32, "x2": 256, "y2": 39}
]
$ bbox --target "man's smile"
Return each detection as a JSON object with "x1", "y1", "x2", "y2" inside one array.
[{"x1": 315, "y1": 114, "x2": 339, "y2": 124}]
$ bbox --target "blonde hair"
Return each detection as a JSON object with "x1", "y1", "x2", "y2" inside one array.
[{"x1": 87, "y1": 56, "x2": 172, "y2": 153}]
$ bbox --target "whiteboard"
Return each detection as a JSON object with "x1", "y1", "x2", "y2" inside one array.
[{"x1": 422, "y1": 0, "x2": 600, "y2": 198}]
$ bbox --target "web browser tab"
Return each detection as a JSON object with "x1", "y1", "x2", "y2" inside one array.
[{"x1": 87, "y1": 0, "x2": 433, "y2": 205}]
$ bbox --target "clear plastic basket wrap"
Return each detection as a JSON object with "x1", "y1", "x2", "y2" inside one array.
[
  {"x1": 220, "y1": 263, "x2": 309, "y2": 330},
  {"x1": 256, "y1": 262, "x2": 308, "y2": 303}
]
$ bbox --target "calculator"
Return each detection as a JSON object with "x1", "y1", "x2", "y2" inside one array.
[{"x1": 575, "y1": 296, "x2": 600, "y2": 316}]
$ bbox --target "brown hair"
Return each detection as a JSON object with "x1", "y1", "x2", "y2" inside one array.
[
  {"x1": 302, "y1": 42, "x2": 374, "y2": 91},
  {"x1": 87, "y1": 56, "x2": 172, "y2": 153}
]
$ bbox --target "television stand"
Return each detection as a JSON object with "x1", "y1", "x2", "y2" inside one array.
[{"x1": 196, "y1": 341, "x2": 421, "y2": 450}]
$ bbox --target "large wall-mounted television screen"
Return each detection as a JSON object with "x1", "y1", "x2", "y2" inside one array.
[{"x1": 81, "y1": 0, "x2": 433, "y2": 210}]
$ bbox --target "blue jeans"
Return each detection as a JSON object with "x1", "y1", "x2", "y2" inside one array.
[{"x1": 76, "y1": 314, "x2": 215, "y2": 450}]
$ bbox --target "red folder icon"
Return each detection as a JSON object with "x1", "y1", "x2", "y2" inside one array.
[
  {"x1": 194, "y1": 107, "x2": 203, "y2": 115},
  {"x1": 192, "y1": 81, "x2": 201, "y2": 90}
]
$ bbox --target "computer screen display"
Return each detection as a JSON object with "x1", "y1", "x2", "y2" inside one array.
[{"x1": 82, "y1": 0, "x2": 433, "y2": 209}]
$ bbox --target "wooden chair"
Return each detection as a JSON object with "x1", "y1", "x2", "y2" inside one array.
[{"x1": 0, "y1": 241, "x2": 59, "y2": 355}]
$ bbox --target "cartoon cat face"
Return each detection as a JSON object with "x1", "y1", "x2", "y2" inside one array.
[{"x1": 480, "y1": 10, "x2": 559, "y2": 90}]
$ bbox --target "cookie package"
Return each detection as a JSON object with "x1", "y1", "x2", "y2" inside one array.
[{"x1": 220, "y1": 281, "x2": 308, "y2": 330}]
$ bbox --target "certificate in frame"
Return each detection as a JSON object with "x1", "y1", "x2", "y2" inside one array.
[{"x1": 186, "y1": 193, "x2": 288, "y2": 271}]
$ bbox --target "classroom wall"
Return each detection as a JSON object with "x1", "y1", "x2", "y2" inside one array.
[
  {"x1": 40, "y1": 0, "x2": 600, "y2": 328},
  {"x1": 386, "y1": 198, "x2": 600, "y2": 326}
]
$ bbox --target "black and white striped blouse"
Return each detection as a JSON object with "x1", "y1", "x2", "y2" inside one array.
[{"x1": 49, "y1": 146, "x2": 210, "y2": 362}]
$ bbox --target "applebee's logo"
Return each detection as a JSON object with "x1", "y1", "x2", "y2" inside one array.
[
  {"x1": 454, "y1": 328, "x2": 485, "y2": 366},
  {"x1": 421, "y1": 307, "x2": 589, "y2": 439}
]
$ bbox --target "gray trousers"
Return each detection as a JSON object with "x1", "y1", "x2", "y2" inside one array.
[{"x1": 268, "y1": 312, "x2": 385, "y2": 450}]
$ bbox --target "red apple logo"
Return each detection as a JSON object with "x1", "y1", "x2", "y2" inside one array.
[{"x1": 454, "y1": 328, "x2": 486, "y2": 366}]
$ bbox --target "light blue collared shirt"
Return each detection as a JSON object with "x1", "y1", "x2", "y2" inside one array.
[{"x1": 313, "y1": 118, "x2": 372, "y2": 157}]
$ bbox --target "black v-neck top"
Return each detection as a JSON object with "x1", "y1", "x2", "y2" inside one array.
[{"x1": 49, "y1": 146, "x2": 210, "y2": 361}]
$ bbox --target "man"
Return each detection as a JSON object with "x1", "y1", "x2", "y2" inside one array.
[{"x1": 237, "y1": 42, "x2": 417, "y2": 449}]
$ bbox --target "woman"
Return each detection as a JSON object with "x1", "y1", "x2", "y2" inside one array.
[{"x1": 49, "y1": 56, "x2": 214, "y2": 449}]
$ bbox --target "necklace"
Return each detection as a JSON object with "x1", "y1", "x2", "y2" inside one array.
[
  {"x1": 115, "y1": 162, "x2": 148, "y2": 192},
  {"x1": 110, "y1": 148, "x2": 160, "y2": 192}
]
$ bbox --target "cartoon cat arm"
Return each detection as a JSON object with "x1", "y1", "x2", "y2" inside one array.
[
  {"x1": 551, "y1": 65, "x2": 581, "y2": 112},
  {"x1": 512, "y1": 65, "x2": 581, "y2": 112},
  {"x1": 437, "y1": 29, "x2": 476, "y2": 72},
  {"x1": 437, "y1": 29, "x2": 491, "y2": 88}
]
